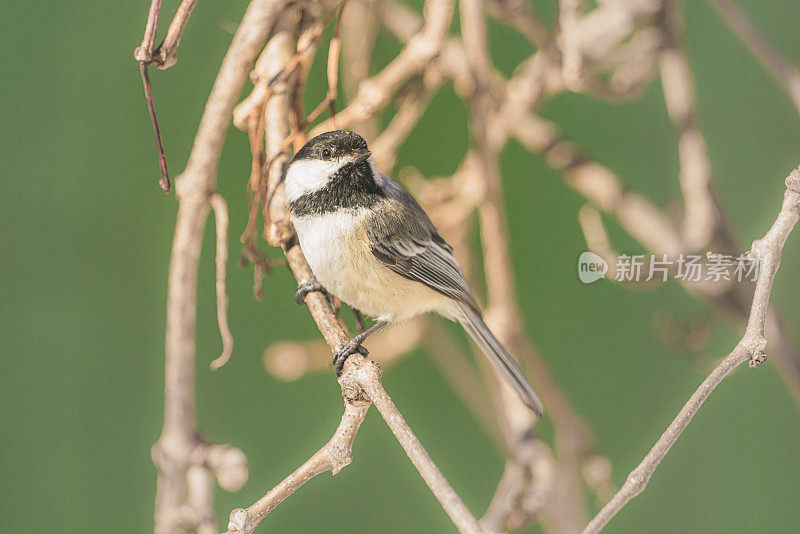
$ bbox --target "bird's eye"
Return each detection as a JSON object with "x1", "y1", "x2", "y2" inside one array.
[{"x1": 321, "y1": 148, "x2": 332, "y2": 159}]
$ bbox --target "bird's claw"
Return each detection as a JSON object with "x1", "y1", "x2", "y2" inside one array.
[
  {"x1": 332, "y1": 339, "x2": 369, "y2": 376},
  {"x1": 295, "y1": 279, "x2": 327, "y2": 306}
]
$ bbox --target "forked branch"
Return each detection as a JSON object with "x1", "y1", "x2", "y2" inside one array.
[
  {"x1": 227, "y1": 357, "x2": 483, "y2": 534},
  {"x1": 223, "y1": 3, "x2": 483, "y2": 530}
]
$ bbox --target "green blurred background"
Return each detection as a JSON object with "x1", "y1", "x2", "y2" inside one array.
[{"x1": 2, "y1": 1, "x2": 800, "y2": 532}]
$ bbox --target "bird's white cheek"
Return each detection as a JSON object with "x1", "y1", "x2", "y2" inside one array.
[{"x1": 285, "y1": 159, "x2": 341, "y2": 202}]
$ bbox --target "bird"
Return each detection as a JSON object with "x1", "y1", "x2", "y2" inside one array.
[{"x1": 284, "y1": 129, "x2": 543, "y2": 416}]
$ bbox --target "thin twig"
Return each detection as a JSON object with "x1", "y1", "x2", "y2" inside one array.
[
  {"x1": 209, "y1": 194, "x2": 234, "y2": 370},
  {"x1": 582, "y1": 167, "x2": 800, "y2": 533},
  {"x1": 134, "y1": 0, "x2": 199, "y2": 192},
  {"x1": 139, "y1": 63, "x2": 171, "y2": 193}
]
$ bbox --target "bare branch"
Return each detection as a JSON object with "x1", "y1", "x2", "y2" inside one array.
[
  {"x1": 481, "y1": 439, "x2": 556, "y2": 531},
  {"x1": 484, "y1": 0, "x2": 549, "y2": 48},
  {"x1": 311, "y1": 0, "x2": 455, "y2": 134},
  {"x1": 264, "y1": 318, "x2": 424, "y2": 380},
  {"x1": 139, "y1": 63, "x2": 171, "y2": 192},
  {"x1": 135, "y1": 0, "x2": 164, "y2": 63},
  {"x1": 660, "y1": 0, "x2": 717, "y2": 251},
  {"x1": 224, "y1": 7, "x2": 484, "y2": 530},
  {"x1": 558, "y1": 0, "x2": 585, "y2": 91},
  {"x1": 228, "y1": 356, "x2": 483, "y2": 534},
  {"x1": 153, "y1": 1, "x2": 289, "y2": 531},
  {"x1": 339, "y1": 0, "x2": 383, "y2": 137},
  {"x1": 209, "y1": 194, "x2": 233, "y2": 370},
  {"x1": 226, "y1": 374, "x2": 371, "y2": 534},
  {"x1": 156, "y1": 0, "x2": 199, "y2": 69},
  {"x1": 353, "y1": 358, "x2": 484, "y2": 533},
  {"x1": 135, "y1": 0, "x2": 199, "y2": 68},
  {"x1": 134, "y1": 0, "x2": 199, "y2": 192},
  {"x1": 582, "y1": 167, "x2": 800, "y2": 533},
  {"x1": 370, "y1": 69, "x2": 443, "y2": 170},
  {"x1": 707, "y1": 0, "x2": 800, "y2": 116}
]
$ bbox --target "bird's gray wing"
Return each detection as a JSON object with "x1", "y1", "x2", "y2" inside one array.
[{"x1": 368, "y1": 174, "x2": 479, "y2": 311}]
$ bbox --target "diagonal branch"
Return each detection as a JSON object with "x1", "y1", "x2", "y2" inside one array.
[
  {"x1": 310, "y1": 0, "x2": 454, "y2": 135},
  {"x1": 223, "y1": 6, "x2": 484, "y2": 530},
  {"x1": 227, "y1": 376, "x2": 371, "y2": 534},
  {"x1": 155, "y1": 0, "x2": 199, "y2": 69},
  {"x1": 582, "y1": 166, "x2": 800, "y2": 533},
  {"x1": 707, "y1": 0, "x2": 800, "y2": 116},
  {"x1": 227, "y1": 356, "x2": 483, "y2": 534}
]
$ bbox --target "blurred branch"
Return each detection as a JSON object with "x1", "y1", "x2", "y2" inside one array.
[
  {"x1": 481, "y1": 439, "x2": 556, "y2": 531},
  {"x1": 484, "y1": 0, "x2": 549, "y2": 48},
  {"x1": 660, "y1": 0, "x2": 717, "y2": 252},
  {"x1": 310, "y1": 0, "x2": 455, "y2": 135},
  {"x1": 264, "y1": 318, "x2": 424, "y2": 379},
  {"x1": 707, "y1": 0, "x2": 800, "y2": 116},
  {"x1": 583, "y1": 167, "x2": 800, "y2": 533}
]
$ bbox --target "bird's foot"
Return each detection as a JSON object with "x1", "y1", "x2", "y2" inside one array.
[
  {"x1": 332, "y1": 339, "x2": 370, "y2": 376},
  {"x1": 295, "y1": 278, "x2": 328, "y2": 306}
]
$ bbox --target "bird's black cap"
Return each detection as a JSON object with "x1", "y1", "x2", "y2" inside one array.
[{"x1": 292, "y1": 130, "x2": 369, "y2": 163}]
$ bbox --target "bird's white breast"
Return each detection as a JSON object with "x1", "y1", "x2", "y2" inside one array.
[
  {"x1": 291, "y1": 210, "x2": 453, "y2": 322},
  {"x1": 292, "y1": 210, "x2": 367, "y2": 295}
]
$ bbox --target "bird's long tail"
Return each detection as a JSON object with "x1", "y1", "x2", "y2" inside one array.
[{"x1": 456, "y1": 304, "x2": 544, "y2": 416}]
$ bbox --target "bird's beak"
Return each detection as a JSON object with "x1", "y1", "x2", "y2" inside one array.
[{"x1": 353, "y1": 149, "x2": 372, "y2": 164}]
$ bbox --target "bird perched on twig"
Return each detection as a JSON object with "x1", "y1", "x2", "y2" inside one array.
[{"x1": 285, "y1": 130, "x2": 543, "y2": 416}]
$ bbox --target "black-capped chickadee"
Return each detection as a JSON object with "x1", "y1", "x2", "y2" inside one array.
[{"x1": 285, "y1": 130, "x2": 543, "y2": 416}]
